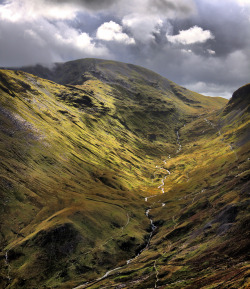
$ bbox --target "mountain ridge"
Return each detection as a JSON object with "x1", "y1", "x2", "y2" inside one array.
[{"x1": 0, "y1": 59, "x2": 249, "y2": 288}]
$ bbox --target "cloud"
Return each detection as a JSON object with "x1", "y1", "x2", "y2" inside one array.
[
  {"x1": 0, "y1": 0, "x2": 80, "y2": 21},
  {"x1": 167, "y1": 25, "x2": 214, "y2": 45},
  {"x1": 54, "y1": 22, "x2": 108, "y2": 55},
  {"x1": 186, "y1": 82, "x2": 232, "y2": 99},
  {"x1": 96, "y1": 21, "x2": 135, "y2": 44},
  {"x1": 122, "y1": 14, "x2": 163, "y2": 43},
  {"x1": 119, "y1": 0, "x2": 195, "y2": 43},
  {"x1": 0, "y1": 0, "x2": 120, "y2": 22},
  {"x1": 38, "y1": 0, "x2": 196, "y2": 16},
  {"x1": 44, "y1": 0, "x2": 119, "y2": 11},
  {"x1": 170, "y1": 49, "x2": 250, "y2": 98},
  {"x1": 0, "y1": 17, "x2": 109, "y2": 67},
  {"x1": 0, "y1": 0, "x2": 249, "y2": 99},
  {"x1": 235, "y1": 0, "x2": 250, "y2": 7},
  {"x1": 207, "y1": 49, "x2": 215, "y2": 55},
  {"x1": 149, "y1": 0, "x2": 196, "y2": 16}
]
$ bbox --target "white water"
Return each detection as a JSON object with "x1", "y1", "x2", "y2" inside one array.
[
  {"x1": 127, "y1": 208, "x2": 157, "y2": 264},
  {"x1": 158, "y1": 173, "x2": 168, "y2": 194},
  {"x1": 97, "y1": 266, "x2": 122, "y2": 281},
  {"x1": 5, "y1": 251, "x2": 11, "y2": 282},
  {"x1": 5, "y1": 251, "x2": 8, "y2": 265},
  {"x1": 176, "y1": 131, "x2": 182, "y2": 153},
  {"x1": 74, "y1": 159, "x2": 171, "y2": 288}
]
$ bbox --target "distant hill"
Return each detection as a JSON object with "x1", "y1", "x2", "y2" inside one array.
[{"x1": 17, "y1": 58, "x2": 227, "y2": 142}]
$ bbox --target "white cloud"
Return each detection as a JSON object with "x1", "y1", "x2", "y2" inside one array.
[
  {"x1": 186, "y1": 81, "x2": 232, "y2": 99},
  {"x1": 236, "y1": 0, "x2": 250, "y2": 7},
  {"x1": 122, "y1": 14, "x2": 160, "y2": 42},
  {"x1": 167, "y1": 25, "x2": 214, "y2": 45},
  {"x1": 181, "y1": 49, "x2": 193, "y2": 53},
  {"x1": 112, "y1": 0, "x2": 196, "y2": 43},
  {"x1": 96, "y1": 21, "x2": 135, "y2": 44},
  {"x1": 0, "y1": 17, "x2": 110, "y2": 67},
  {"x1": 54, "y1": 23, "x2": 89, "y2": 48},
  {"x1": 0, "y1": 0, "x2": 79, "y2": 21},
  {"x1": 0, "y1": 0, "x2": 110, "y2": 67},
  {"x1": 207, "y1": 49, "x2": 216, "y2": 55}
]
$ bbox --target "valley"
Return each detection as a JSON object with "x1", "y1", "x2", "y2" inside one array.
[{"x1": 0, "y1": 59, "x2": 249, "y2": 289}]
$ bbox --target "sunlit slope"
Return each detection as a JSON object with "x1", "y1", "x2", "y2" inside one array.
[
  {"x1": 0, "y1": 69, "x2": 154, "y2": 288},
  {"x1": 0, "y1": 64, "x2": 227, "y2": 289},
  {"x1": 19, "y1": 58, "x2": 226, "y2": 142},
  {"x1": 93, "y1": 85, "x2": 250, "y2": 289}
]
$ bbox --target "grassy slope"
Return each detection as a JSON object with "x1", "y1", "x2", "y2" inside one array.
[
  {"x1": 20, "y1": 58, "x2": 226, "y2": 144},
  {"x1": 0, "y1": 69, "x2": 154, "y2": 288},
  {"x1": 0, "y1": 61, "x2": 234, "y2": 289},
  {"x1": 90, "y1": 85, "x2": 250, "y2": 289}
]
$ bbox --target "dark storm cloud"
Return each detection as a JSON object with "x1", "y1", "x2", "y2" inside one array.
[
  {"x1": 45, "y1": 0, "x2": 120, "y2": 11},
  {"x1": 40, "y1": 0, "x2": 196, "y2": 18},
  {"x1": 151, "y1": 0, "x2": 195, "y2": 15}
]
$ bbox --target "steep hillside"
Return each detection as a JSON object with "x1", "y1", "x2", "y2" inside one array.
[
  {"x1": 77, "y1": 85, "x2": 249, "y2": 289},
  {"x1": 0, "y1": 61, "x2": 248, "y2": 289}
]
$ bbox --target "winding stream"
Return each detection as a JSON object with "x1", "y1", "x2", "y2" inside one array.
[
  {"x1": 73, "y1": 206, "x2": 158, "y2": 289},
  {"x1": 73, "y1": 137, "x2": 181, "y2": 288}
]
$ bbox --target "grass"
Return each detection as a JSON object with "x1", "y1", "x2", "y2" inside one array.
[{"x1": 0, "y1": 63, "x2": 248, "y2": 289}]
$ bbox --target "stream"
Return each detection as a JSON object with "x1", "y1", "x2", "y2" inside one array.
[
  {"x1": 73, "y1": 136, "x2": 182, "y2": 289},
  {"x1": 5, "y1": 250, "x2": 11, "y2": 282},
  {"x1": 176, "y1": 130, "x2": 182, "y2": 153},
  {"x1": 73, "y1": 205, "x2": 158, "y2": 289},
  {"x1": 73, "y1": 175, "x2": 162, "y2": 289}
]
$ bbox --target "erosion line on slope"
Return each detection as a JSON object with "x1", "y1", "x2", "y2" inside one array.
[{"x1": 154, "y1": 260, "x2": 159, "y2": 288}]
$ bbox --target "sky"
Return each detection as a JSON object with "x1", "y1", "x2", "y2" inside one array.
[{"x1": 0, "y1": 0, "x2": 249, "y2": 98}]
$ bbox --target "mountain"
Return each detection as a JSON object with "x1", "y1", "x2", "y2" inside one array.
[{"x1": 0, "y1": 59, "x2": 249, "y2": 289}]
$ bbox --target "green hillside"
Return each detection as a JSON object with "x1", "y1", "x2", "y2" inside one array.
[
  {"x1": 0, "y1": 59, "x2": 248, "y2": 289},
  {"x1": 92, "y1": 84, "x2": 249, "y2": 289}
]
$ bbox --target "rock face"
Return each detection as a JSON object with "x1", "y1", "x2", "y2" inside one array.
[
  {"x1": 221, "y1": 83, "x2": 250, "y2": 146},
  {"x1": 224, "y1": 83, "x2": 250, "y2": 113},
  {"x1": 0, "y1": 59, "x2": 249, "y2": 289},
  {"x1": 230, "y1": 83, "x2": 250, "y2": 107}
]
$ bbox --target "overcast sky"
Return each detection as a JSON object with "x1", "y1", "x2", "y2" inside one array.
[{"x1": 0, "y1": 0, "x2": 249, "y2": 98}]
